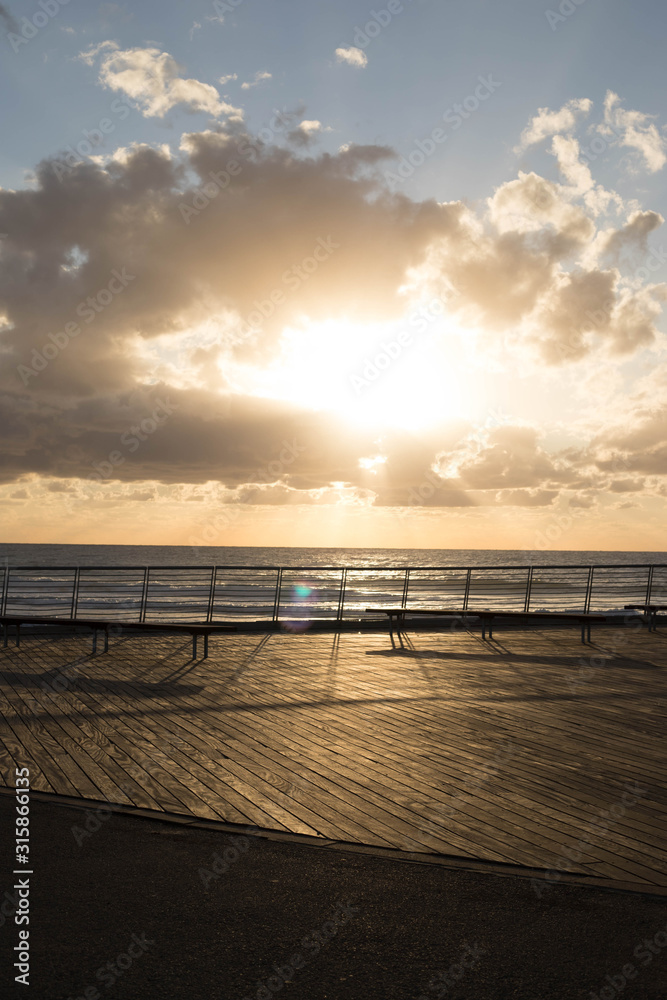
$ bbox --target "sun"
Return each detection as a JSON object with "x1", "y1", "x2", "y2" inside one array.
[{"x1": 227, "y1": 313, "x2": 480, "y2": 431}]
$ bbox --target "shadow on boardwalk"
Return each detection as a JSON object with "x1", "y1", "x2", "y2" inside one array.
[{"x1": 0, "y1": 626, "x2": 665, "y2": 898}]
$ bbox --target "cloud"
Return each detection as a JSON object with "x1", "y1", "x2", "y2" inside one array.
[
  {"x1": 1, "y1": 105, "x2": 667, "y2": 503},
  {"x1": 287, "y1": 120, "x2": 331, "y2": 147},
  {"x1": 218, "y1": 73, "x2": 238, "y2": 86},
  {"x1": 577, "y1": 365, "x2": 667, "y2": 484},
  {"x1": 46, "y1": 480, "x2": 76, "y2": 493},
  {"x1": 431, "y1": 158, "x2": 666, "y2": 365},
  {"x1": 518, "y1": 110, "x2": 624, "y2": 217},
  {"x1": 488, "y1": 170, "x2": 594, "y2": 245},
  {"x1": 78, "y1": 39, "x2": 118, "y2": 66},
  {"x1": 374, "y1": 484, "x2": 475, "y2": 507},
  {"x1": 495, "y1": 488, "x2": 558, "y2": 507},
  {"x1": 0, "y1": 382, "x2": 392, "y2": 493},
  {"x1": 550, "y1": 135, "x2": 595, "y2": 195},
  {"x1": 569, "y1": 493, "x2": 597, "y2": 509},
  {"x1": 528, "y1": 267, "x2": 665, "y2": 362},
  {"x1": 588, "y1": 412, "x2": 667, "y2": 478},
  {"x1": 438, "y1": 426, "x2": 564, "y2": 490},
  {"x1": 515, "y1": 98, "x2": 592, "y2": 153},
  {"x1": 335, "y1": 46, "x2": 368, "y2": 68},
  {"x1": 0, "y1": 2, "x2": 18, "y2": 33},
  {"x1": 542, "y1": 134, "x2": 624, "y2": 218},
  {"x1": 608, "y1": 478, "x2": 645, "y2": 492},
  {"x1": 80, "y1": 43, "x2": 243, "y2": 120},
  {"x1": 0, "y1": 134, "x2": 459, "y2": 430},
  {"x1": 233, "y1": 481, "x2": 373, "y2": 505},
  {"x1": 241, "y1": 71, "x2": 272, "y2": 90},
  {"x1": 600, "y1": 209, "x2": 664, "y2": 266},
  {"x1": 600, "y1": 91, "x2": 667, "y2": 173}
]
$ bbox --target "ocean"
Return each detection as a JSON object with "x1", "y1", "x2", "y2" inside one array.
[
  {"x1": 1, "y1": 543, "x2": 666, "y2": 569},
  {"x1": 1, "y1": 544, "x2": 665, "y2": 621}
]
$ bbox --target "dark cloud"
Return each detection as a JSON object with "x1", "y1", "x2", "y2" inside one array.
[
  {"x1": 601, "y1": 210, "x2": 663, "y2": 265},
  {"x1": 0, "y1": 135, "x2": 459, "y2": 399},
  {"x1": 1, "y1": 123, "x2": 666, "y2": 505},
  {"x1": 590, "y1": 407, "x2": 667, "y2": 477},
  {"x1": 0, "y1": 3, "x2": 17, "y2": 33},
  {"x1": 440, "y1": 426, "x2": 564, "y2": 491},
  {"x1": 494, "y1": 488, "x2": 558, "y2": 507}
]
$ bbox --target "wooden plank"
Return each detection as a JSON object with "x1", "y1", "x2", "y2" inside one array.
[
  {"x1": 1, "y1": 669, "x2": 103, "y2": 801},
  {"x1": 104, "y1": 659, "x2": 454, "y2": 850},
  {"x1": 149, "y1": 674, "x2": 551, "y2": 863},
  {"x1": 89, "y1": 685, "x2": 360, "y2": 843},
  {"x1": 0, "y1": 685, "x2": 79, "y2": 797},
  {"x1": 1, "y1": 625, "x2": 665, "y2": 887},
  {"x1": 67, "y1": 672, "x2": 302, "y2": 830},
  {"x1": 1, "y1": 660, "x2": 137, "y2": 807}
]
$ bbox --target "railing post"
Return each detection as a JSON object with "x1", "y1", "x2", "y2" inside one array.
[
  {"x1": 272, "y1": 568, "x2": 283, "y2": 624},
  {"x1": 207, "y1": 567, "x2": 216, "y2": 622},
  {"x1": 71, "y1": 567, "x2": 81, "y2": 619},
  {"x1": 0, "y1": 565, "x2": 8, "y2": 616},
  {"x1": 524, "y1": 566, "x2": 533, "y2": 612},
  {"x1": 336, "y1": 568, "x2": 347, "y2": 621},
  {"x1": 401, "y1": 569, "x2": 410, "y2": 607},
  {"x1": 463, "y1": 568, "x2": 471, "y2": 610},
  {"x1": 140, "y1": 567, "x2": 149, "y2": 622},
  {"x1": 584, "y1": 566, "x2": 594, "y2": 613},
  {"x1": 645, "y1": 565, "x2": 654, "y2": 606}
]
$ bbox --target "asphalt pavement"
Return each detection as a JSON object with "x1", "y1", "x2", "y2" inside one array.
[{"x1": 1, "y1": 794, "x2": 666, "y2": 1000}]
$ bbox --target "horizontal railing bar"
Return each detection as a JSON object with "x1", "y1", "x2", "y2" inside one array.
[{"x1": 5, "y1": 563, "x2": 664, "y2": 631}]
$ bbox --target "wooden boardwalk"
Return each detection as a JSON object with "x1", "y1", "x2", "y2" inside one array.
[{"x1": 1, "y1": 622, "x2": 666, "y2": 890}]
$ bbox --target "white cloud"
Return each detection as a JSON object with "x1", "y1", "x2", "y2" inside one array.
[
  {"x1": 549, "y1": 134, "x2": 624, "y2": 217},
  {"x1": 550, "y1": 135, "x2": 594, "y2": 193},
  {"x1": 80, "y1": 43, "x2": 243, "y2": 120},
  {"x1": 335, "y1": 46, "x2": 368, "y2": 68},
  {"x1": 286, "y1": 119, "x2": 333, "y2": 147},
  {"x1": 218, "y1": 73, "x2": 238, "y2": 86},
  {"x1": 600, "y1": 91, "x2": 667, "y2": 173},
  {"x1": 78, "y1": 39, "x2": 118, "y2": 67},
  {"x1": 515, "y1": 98, "x2": 592, "y2": 153},
  {"x1": 488, "y1": 170, "x2": 594, "y2": 245},
  {"x1": 299, "y1": 120, "x2": 325, "y2": 134},
  {"x1": 241, "y1": 70, "x2": 272, "y2": 90}
]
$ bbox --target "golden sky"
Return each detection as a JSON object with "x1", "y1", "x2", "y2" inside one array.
[{"x1": 2, "y1": 7, "x2": 667, "y2": 550}]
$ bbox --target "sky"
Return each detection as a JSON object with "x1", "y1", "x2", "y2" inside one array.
[{"x1": 1, "y1": 0, "x2": 667, "y2": 551}]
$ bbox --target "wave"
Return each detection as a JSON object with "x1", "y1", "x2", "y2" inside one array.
[{"x1": 1, "y1": 561, "x2": 665, "y2": 622}]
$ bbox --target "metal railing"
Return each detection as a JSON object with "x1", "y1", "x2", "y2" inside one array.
[{"x1": 0, "y1": 563, "x2": 664, "y2": 625}]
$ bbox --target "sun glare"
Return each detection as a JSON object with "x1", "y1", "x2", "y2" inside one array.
[{"x1": 228, "y1": 315, "x2": 479, "y2": 431}]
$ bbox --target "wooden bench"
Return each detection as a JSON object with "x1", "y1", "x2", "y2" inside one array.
[
  {"x1": 366, "y1": 607, "x2": 606, "y2": 643},
  {"x1": 624, "y1": 604, "x2": 667, "y2": 632},
  {"x1": 0, "y1": 615, "x2": 237, "y2": 659}
]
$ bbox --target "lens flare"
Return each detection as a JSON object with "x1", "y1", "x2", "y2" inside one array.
[{"x1": 282, "y1": 580, "x2": 318, "y2": 633}]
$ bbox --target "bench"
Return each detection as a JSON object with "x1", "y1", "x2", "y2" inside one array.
[
  {"x1": 0, "y1": 615, "x2": 237, "y2": 659},
  {"x1": 366, "y1": 608, "x2": 606, "y2": 643},
  {"x1": 624, "y1": 604, "x2": 667, "y2": 632}
]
